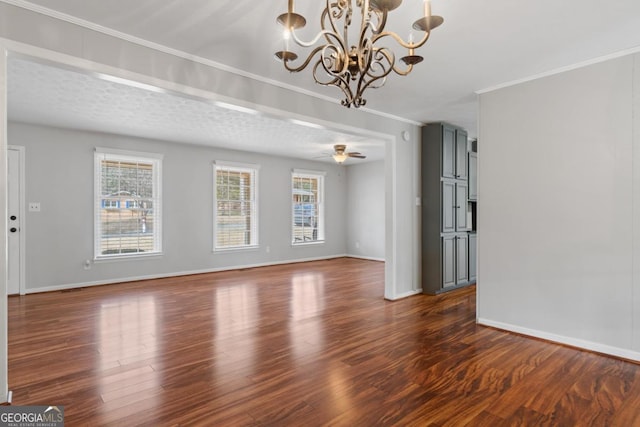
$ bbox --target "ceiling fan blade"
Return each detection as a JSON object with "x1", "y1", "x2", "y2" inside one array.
[{"x1": 348, "y1": 153, "x2": 366, "y2": 159}]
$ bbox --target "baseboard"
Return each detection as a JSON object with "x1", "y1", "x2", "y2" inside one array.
[
  {"x1": 25, "y1": 254, "x2": 350, "y2": 294},
  {"x1": 478, "y1": 318, "x2": 640, "y2": 362},
  {"x1": 345, "y1": 254, "x2": 385, "y2": 262},
  {"x1": 385, "y1": 289, "x2": 422, "y2": 301}
]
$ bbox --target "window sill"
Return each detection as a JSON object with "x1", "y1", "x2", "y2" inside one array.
[
  {"x1": 94, "y1": 252, "x2": 164, "y2": 262},
  {"x1": 291, "y1": 240, "x2": 325, "y2": 247},
  {"x1": 213, "y1": 245, "x2": 260, "y2": 253}
]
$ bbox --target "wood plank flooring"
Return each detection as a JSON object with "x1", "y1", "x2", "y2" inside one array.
[{"x1": 7, "y1": 257, "x2": 640, "y2": 426}]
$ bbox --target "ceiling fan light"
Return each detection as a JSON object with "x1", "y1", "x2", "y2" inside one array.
[{"x1": 333, "y1": 153, "x2": 348, "y2": 164}]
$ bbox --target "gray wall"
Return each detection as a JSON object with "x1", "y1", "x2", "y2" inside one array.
[
  {"x1": 10, "y1": 122, "x2": 351, "y2": 292},
  {"x1": 478, "y1": 53, "x2": 640, "y2": 360},
  {"x1": 0, "y1": 2, "x2": 423, "y2": 401},
  {"x1": 346, "y1": 160, "x2": 385, "y2": 260},
  {"x1": 0, "y1": 3, "x2": 424, "y2": 301}
]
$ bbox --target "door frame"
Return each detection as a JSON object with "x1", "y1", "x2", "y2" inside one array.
[{"x1": 8, "y1": 145, "x2": 26, "y2": 296}]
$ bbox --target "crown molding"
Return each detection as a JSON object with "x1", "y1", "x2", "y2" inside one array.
[
  {"x1": 0, "y1": 0, "x2": 421, "y2": 126},
  {"x1": 476, "y1": 45, "x2": 640, "y2": 95}
]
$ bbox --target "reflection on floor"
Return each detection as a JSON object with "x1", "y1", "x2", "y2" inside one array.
[{"x1": 7, "y1": 257, "x2": 640, "y2": 425}]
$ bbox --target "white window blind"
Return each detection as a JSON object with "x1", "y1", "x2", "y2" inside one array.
[
  {"x1": 214, "y1": 162, "x2": 259, "y2": 250},
  {"x1": 94, "y1": 149, "x2": 162, "y2": 259}
]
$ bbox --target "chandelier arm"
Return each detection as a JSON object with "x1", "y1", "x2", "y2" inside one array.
[
  {"x1": 350, "y1": 48, "x2": 394, "y2": 105},
  {"x1": 290, "y1": 28, "x2": 338, "y2": 49},
  {"x1": 368, "y1": 8, "x2": 386, "y2": 35},
  {"x1": 372, "y1": 30, "x2": 431, "y2": 50},
  {"x1": 282, "y1": 45, "x2": 327, "y2": 73},
  {"x1": 323, "y1": 1, "x2": 343, "y2": 45},
  {"x1": 391, "y1": 62, "x2": 414, "y2": 76},
  {"x1": 314, "y1": 59, "x2": 355, "y2": 106},
  {"x1": 342, "y1": 0, "x2": 353, "y2": 50}
]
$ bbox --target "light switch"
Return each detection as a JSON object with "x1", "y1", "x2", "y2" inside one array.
[{"x1": 28, "y1": 202, "x2": 41, "y2": 212}]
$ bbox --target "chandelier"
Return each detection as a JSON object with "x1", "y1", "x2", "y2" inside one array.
[{"x1": 275, "y1": 0, "x2": 443, "y2": 108}]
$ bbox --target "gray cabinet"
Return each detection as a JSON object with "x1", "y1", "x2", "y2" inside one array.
[
  {"x1": 421, "y1": 123, "x2": 474, "y2": 295},
  {"x1": 456, "y1": 130, "x2": 468, "y2": 180},
  {"x1": 469, "y1": 233, "x2": 477, "y2": 282},
  {"x1": 442, "y1": 125, "x2": 467, "y2": 179},
  {"x1": 442, "y1": 126, "x2": 456, "y2": 179},
  {"x1": 468, "y1": 152, "x2": 477, "y2": 201},
  {"x1": 456, "y1": 181, "x2": 468, "y2": 231},
  {"x1": 456, "y1": 234, "x2": 469, "y2": 285},
  {"x1": 442, "y1": 179, "x2": 468, "y2": 232},
  {"x1": 442, "y1": 235, "x2": 456, "y2": 288},
  {"x1": 442, "y1": 234, "x2": 468, "y2": 289}
]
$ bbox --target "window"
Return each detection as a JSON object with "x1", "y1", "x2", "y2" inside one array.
[
  {"x1": 292, "y1": 170, "x2": 325, "y2": 244},
  {"x1": 214, "y1": 161, "x2": 259, "y2": 250},
  {"x1": 95, "y1": 148, "x2": 162, "y2": 259},
  {"x1": 101, "y1": 199, "x2": 120, "y2": 209}
]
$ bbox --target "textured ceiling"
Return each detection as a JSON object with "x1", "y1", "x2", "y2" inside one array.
[
  {"x1": 7, "y1": 58, "x2": 386, "y2": 163},
  {"x1": 4, "y1": 0, "x2": 640, "y2": 154}
]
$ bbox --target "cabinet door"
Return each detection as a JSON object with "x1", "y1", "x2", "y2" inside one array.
[
  {"x1": 469, "y1": 234, "x2": 477, "y2": 282},
  {"x1": 442, "y1": 126, "x2": 456, "y2": 179},
  {"x1": 456, "y1": 234, "x2": 469, "y2": 285},
  {"x1": 442, "y1": 235, "x2": 456, "y2": 288},
  {"x1": 468, "y1": 152, "x2": 478, "y2": 201},
  {"x1": 455, "y1": 130, "x2": 468, "y2": 180},
  {"x1": 442, "y1": 180, "x2": 456, "y2": 233},
  {"x1": 455, "y1": 182, "x2": 468, "y2": 231}
]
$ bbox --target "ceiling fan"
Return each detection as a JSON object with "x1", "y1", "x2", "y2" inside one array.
[{"x1": 329, "y1": 144, "x2": 366, "y2": 164}]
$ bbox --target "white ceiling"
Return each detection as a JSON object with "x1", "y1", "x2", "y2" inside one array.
[
  {"x1": 6, "y1": 0, "x2": 640, "y2": 160},
  {"x1": 7, "y1": 58, "x2": 386, "y2": 163}
]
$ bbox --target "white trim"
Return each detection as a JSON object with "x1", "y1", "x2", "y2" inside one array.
[
  {"x1": 213, "y1": 162, "x2": 260, "y2": 251},
  {"x1": 2, "y1": 38, "x2": 397, "y2": 149},
  {"x1": 95, "y1": 146, "x2": 164, "y2": 160},
  {"x1": 291, "y1": 240, "x2": 325, "y2": 247},
  {"x1": 213, "y1": 160, "x2": 261, "y2": 170},
  {"x1": 386, "y1": 289, "x2": 422, "y2": 301},
  {"x1": 292, "y1": 168, "x2": 327, "y2": 176},
  {"x1": 476, "y1": 46, "x2": 640, "y2": 95},
  {"x1": 384, "y1": 138, "x2": 398, "y2": 300},
  {"x1": 0, "y1": 44, "x2": 7, "y2": 404},
  {"x1": 291, "y1": 170, "x2": 325, "y2": 244},
  {"x1": 93, "y1": 252, "x2": 164, "y2": 263},
  {"x1": 23, "y1": 254, "x2": 350, "y2": 294},
  {"x1": 212, "y1": 245, "x2": 260, "y2": 254},
  {"x1": 477, "y1": 318, "x2": 640, "y2": 362},
  {"x1": 94, "y1": 149, "x2": 163, "y2": 260},
  {"x1": 346, "y1": 254, "x2": 385, "y2": 262},
  {"x1": 7, "y1": 145, "x2": 26, "y2": 295},
  {"x1": 0, "y1": 0, "x2": 421, "y2": 126}
]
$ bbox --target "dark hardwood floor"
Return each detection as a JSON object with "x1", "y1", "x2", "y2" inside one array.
[{"x1": 7, "y1": 258, "x2": 640, "y2": 426}]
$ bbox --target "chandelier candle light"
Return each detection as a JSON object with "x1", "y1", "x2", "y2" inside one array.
[{"x1": 275, "y1": 0, "x2": 443, "y2": 108}]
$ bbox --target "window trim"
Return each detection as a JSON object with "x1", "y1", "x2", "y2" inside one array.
[
  {"x1": 94, "y1": 147, "x2": 163, "y2": 260},
  {"x1": 291, "y1": 169, "x2": 326, "y2": 246},
  {"x1": 213, "y1": 160, "x2": 260, "y2": 252}
]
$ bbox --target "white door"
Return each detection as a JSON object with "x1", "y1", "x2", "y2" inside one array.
[{"x1": 7, "y1": 147, "x2": 24, "y2": 295}]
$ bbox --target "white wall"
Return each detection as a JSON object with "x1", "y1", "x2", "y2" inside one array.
[
  {"x1": 346, "y1": 160, "x2": 385, "y2": 260},
  {"x1": 478, "y1": 53, "x2": 640, "y2": 360},
  {"x1": 9, "y1": 122, "x2": 352, "y2": 292}
]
